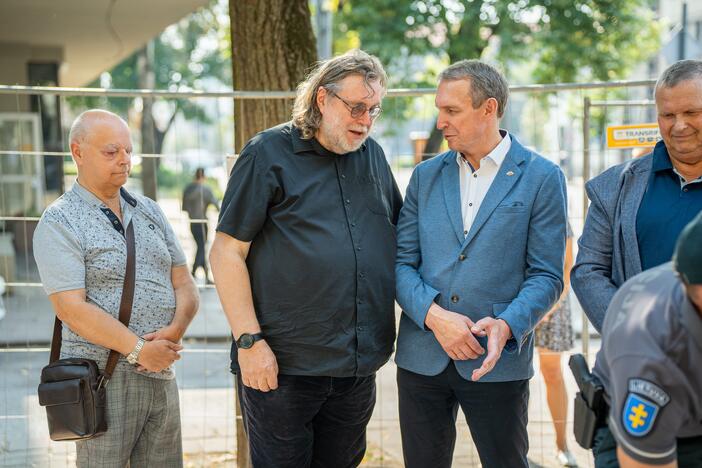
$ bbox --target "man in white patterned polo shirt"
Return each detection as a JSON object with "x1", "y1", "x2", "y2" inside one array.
[{"x1": 33, "y1": 109, "x2": 199, "y2": 467}]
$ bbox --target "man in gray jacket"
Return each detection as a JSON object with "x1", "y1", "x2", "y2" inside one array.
[{"x1": 572, "y1": 59, "x2": 702, "y2": 331}]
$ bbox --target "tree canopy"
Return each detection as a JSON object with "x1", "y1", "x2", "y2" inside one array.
[
  {"x1": 336, "y1": 0, "x2": 661, "y2": 84},
  {"x1": 335, "y1": 0, "x2": 661, "y2": 154}
]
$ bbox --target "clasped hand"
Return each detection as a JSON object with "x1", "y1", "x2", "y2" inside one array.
[
  {"x1": 135, "y1": 324, "x2": 184, "y2": 373},
  {"x1": 425, "y1": 303, "x2": 511, "y2": 381}
]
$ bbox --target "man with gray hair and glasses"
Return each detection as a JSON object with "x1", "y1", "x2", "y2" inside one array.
[
  {"x1": 210, "y1": 49, "x2": 402, "y2": 467},
  {"x1": 573, "y1": 59, "x2": 702, "y2": 333},
  {"x1": 395, "y1": 59, "x2": 567, "y2": 467}
]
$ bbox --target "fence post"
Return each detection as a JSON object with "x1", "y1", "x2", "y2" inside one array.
[{"x1": 581, "y1": 96, "x2": 591, "y2": 363}]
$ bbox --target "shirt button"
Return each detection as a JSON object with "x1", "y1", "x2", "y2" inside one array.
[
  {"x1": 346, "y1": 199, "x2": 351, "y2": 204},
  {"x1": 356, "y1": 246, "x2": 362, "y2": 251},
  {"x1": 473, "y1": 174, "x2": 477, "y2": 178},
  {"x1": 469, "y1": 203, "x2": 473, "y2": 207},
  {"x1": 359, "y1": 272, "x2": 365, "y2": 278},
  {"x1": 350, "y1": 222, "x2": 356, "y2": 227},
  {"x1": 463, "y1": 230, "x2": 468, "y2": 235},
  {"x1": 683, "y1": 188, "x2": 689, "y2": 192},
  {"x1": 459, "y1": 254, "x2": 466, "y2": 261},
  {"x1": 357, "y1": 326, "x2": 363, "y2": 331},
  {"x1": 357, "y1": 299, "x2": 363, "y2": 305},
  {"x1": 451, "y1": 295, "x2": 459, "y2": 303},
  {"x1": 341, "y1": 174, "x2": 346, "y2": 179}
]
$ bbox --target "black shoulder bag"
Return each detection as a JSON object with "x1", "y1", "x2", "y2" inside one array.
[{"x1": 38, "y1": 221, "x2": 136, "y2": 441}]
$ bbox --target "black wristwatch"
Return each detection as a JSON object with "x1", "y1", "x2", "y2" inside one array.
[{"x1": 236, "y1": 332, "x2": 264, "y2": 349}]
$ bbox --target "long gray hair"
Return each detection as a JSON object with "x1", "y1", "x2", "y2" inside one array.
[{"x1": 292, "y1": 49, "x2": 387, "y2": 139}]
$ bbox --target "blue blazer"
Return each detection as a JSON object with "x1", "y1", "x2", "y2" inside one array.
[
  {"x1": 395, "y1": 136, "x2": 567, "y2": 382},
  {"x1": 571, "y1": 153, "x2": 653, "y2": 332}
]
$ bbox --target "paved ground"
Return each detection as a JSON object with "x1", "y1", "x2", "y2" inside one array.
[{"x1": 0, "y1": 337, "x2": 599, "y2": 467}]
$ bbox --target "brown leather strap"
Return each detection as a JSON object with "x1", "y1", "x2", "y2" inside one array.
[
  {"x1": 104, "y1": 221, "x2": 136, "y2": 378},
  {"x1": 49, "y1": 315, "x2": 62, "y2": 363},
  {"x1": 49, "y1": 221, "x2": 137, "y2": 381}
]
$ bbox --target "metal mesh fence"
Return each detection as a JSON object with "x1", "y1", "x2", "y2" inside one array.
[{"x1": 0, "y1": 80, "x2": 657, "y2": 467}]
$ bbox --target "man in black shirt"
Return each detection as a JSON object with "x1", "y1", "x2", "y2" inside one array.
[{"x1": 210, "y1": 49, "x2": 402, "y2": 468}]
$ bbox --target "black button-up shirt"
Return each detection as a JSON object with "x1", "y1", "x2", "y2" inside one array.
[{"x1": 217, "y1": 122, "x2": 403, "y2": 377}]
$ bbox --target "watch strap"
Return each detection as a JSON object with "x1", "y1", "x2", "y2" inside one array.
[
  {"x1": 127, "y1": 337, "x2": 145, "y2": 364},
  {"x1": 237, "y1": 332, "x2": 263, "y2": 348}
]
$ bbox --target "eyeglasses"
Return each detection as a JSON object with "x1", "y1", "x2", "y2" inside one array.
[{"x1": 328, "y1": 91, "x2": 382, "y2": 119}]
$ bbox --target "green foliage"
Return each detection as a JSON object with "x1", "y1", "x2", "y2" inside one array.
[
  {"x1": 156, "y1": 165, "x2": 191, "y2": 192},
  {"x1": 336, "y1": 0, "x2": 661, "y2": 85},
  {"x1": 533, "y1": 1, "x2": 661, "y2": 83},
  {"x1": 67, "y1": 0, "x2": 231, "y2": 133}
]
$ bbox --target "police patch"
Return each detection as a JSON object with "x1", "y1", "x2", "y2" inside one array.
[
  {"x1": 622, "y1": 393, "x2": 659, "y2": 437},
  {"x1": 628, "y1": 379, "x2": 670, "y2": 406}
]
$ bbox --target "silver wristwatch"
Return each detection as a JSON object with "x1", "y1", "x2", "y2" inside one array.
[{"x1": 126, "y1": 337, "x2": 145, "y2": 365}]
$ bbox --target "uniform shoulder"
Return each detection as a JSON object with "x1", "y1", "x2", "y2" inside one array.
[{"x1": 605, "y1": 264, "x2": 682, "y2": 348}]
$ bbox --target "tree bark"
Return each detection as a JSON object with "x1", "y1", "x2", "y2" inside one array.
[
  {"x1": 228, "y1": 2, "x2": 317, "y2": 466},
  {"x1": 230, "y1": 0, "x2": 317, "y2": 152},
  {"x1": 137, "y1": 42, "x2": 158, "y2": 200}
]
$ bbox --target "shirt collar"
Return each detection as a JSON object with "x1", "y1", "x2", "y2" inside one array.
[
  {"x1": 653, "y1": 140, "x2": 702, "y2": 186},
  {"x1": 71, "y1": 181, "x2": 137, "y2": 209},
  {"x1": 652, "y1": 141, "x2": 673, "y2": 173},
  {"x1": 456, "y1": 130, "x2": 511, "y2": 170}
]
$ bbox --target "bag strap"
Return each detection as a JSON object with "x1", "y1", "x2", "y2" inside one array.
[{"x1": 49, "y1": 221, "x2": 137, "y2": 381}]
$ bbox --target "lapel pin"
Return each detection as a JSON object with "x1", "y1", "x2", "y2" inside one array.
[{"x1": 506, "y1": 171, "x2": 514, "y2": 176}]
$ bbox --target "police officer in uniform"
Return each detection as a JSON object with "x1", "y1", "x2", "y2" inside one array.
[{"x1": 591, "y1": 211, "x2": 702, "y2": 467}]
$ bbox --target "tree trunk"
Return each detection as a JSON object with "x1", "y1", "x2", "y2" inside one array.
[
  {"x1": 228, "y1": 2, "x2": 317, "y2": 466},
  {"x1": 230, "y1": 0, "x2": 317, "y2": 152},
  {"x1": 136, "y1": 42, "x2": 158, "y2": 200}
]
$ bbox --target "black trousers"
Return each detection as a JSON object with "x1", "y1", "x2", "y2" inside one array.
[
  {"x1": 398, "y1": 363, "x2": 529, "y2": 468},
  {"x1": 190, "y1": 221, "x2": 208, "y2": 275},
  {"x1": 236, "y1": 373, "x2": 376, "y2": 468}
]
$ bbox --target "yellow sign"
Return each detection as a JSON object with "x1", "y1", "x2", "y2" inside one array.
[{"x1": 606, "y1": 124, "x2": 661, "y2": 149}]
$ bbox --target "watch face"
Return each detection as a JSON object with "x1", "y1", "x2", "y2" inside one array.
[{"x1": 238, "y1": 334, "x2": 254, "y2": 349}]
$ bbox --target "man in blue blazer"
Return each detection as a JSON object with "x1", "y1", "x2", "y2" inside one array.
[
  {"x1": 572, "y1": 59, "x2": 702, "y2": 333},
  {"x1": 395, "y1": 60, "x2": 568, "y2": 468}
]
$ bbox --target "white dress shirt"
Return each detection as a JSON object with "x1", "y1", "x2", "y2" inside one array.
[{"x1": 456, "y1": 131, "x2": 511, "y2": 236}]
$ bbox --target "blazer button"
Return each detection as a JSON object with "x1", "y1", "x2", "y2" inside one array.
[
  {"x1": 451, "y1": 295, "x2": 459, "y2": 303},
  {"x1": 458, "y1": 254, "x2": 466, "y2": 261}
]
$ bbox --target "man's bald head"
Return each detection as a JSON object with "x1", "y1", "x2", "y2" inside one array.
[
  {"x1": 69, "y1": 109, "x2": 129, "y2": 147},
  {"x1": 69, "y1": 109, "x2": 133, "y2": 194}
]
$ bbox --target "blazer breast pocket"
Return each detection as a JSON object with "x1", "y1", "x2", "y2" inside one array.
[{"x1": 495, "y1": 202, "x2": 527, "y2": 214}]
